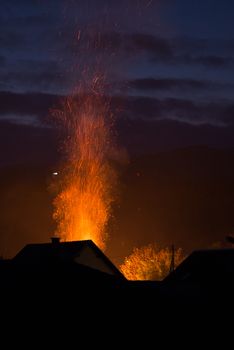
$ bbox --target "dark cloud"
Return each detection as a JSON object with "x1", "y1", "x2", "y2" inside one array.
[
  {"x1": 0, "y1": 91, "x2": 61, "y2": 120},
  {"x1": 112, "y1": 95, "x2": 234, "y2": 126},
  {"x1": 195, "y1": 55, "x2": 234, "y2": 67},
  {"x1": 61, "y1": 30, "x2": 173, "y2": 58},
  {"x1": 0, "y1": 114, "x2": 42, "y2": 128},
  {"x1": 180, "y1": 54, "x2": 234, "y2": 68},
  {"x1": 0, "y1": 71, "x2": 63, "y2": 91},
  {"x1": 129, "y1": 78, "x2": 218, "y2": 91},
  {"x1": 152, "y1": 52, "x2": 234, "y2": 68},
  {"x1": 118, "y1": 36, "x2": 234, "y2": 68},
  {"x1": 0, "y1": 59, "x2": 68, "y2": 92},
  {"x1": 0, "y1": 31, "x2": 26, "y2": 50},
  {"x1": 130, "y1": 33, "x2": 172, "y2": 56},
  {"x1": 116, "y1": 118, "x2": 234, "y2": 154},
  {"x1": 1, "y1": 91, "x2": 233, "y2": 129},
  {"x1": 3, "y1": 15, "x2": 55, "y2": 28},
  {"x1": 172, "y1": 37, "x2": 209, "y2": 51},
  {"x1": 0, "y1": 56, "x2": 6, "y2": 66},
  {"x1": 64, "y1": 31, "x2": 173, "y2": 58}
]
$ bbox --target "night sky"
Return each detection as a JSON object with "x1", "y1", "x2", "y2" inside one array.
[{"x1": 1, "y1": 1, "x2": 234, "y2": 262}]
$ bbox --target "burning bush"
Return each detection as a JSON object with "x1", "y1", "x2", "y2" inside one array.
[{"x1": 120, "y1": 243, "x2": 185, "y2": 280}]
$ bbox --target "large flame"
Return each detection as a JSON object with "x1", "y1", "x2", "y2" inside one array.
[{"x1": 53, "y1": 76, "x2": 115, "y2": 250}]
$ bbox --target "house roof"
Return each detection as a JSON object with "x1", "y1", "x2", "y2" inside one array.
[
  {"x1": 164, "y1": 248, "x2": 234, "y2": 284},
  {"x1": 13, "y1": 239, "x2": 124, "y2": 279}
]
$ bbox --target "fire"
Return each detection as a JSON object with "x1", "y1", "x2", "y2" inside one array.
[
  {"x1": 53, "y1": 75, "x2": 116, "y2": 250},
  {"x1": 120, "y1": 244, "x2": 185, "y2": 280}
]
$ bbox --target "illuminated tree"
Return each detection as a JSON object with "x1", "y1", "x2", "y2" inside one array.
[{"x1": 120, "y1": 243, "x2": 185, "y2": 281}]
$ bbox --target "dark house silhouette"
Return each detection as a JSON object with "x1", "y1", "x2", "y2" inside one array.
[
  {"x1": 0, "y1": 238, "x2": 125, "y2": 298},
  {"x1": 13, "y1": 238, "x2": 123, "y2": 278},
  {"x1": 163, "y1": 249, "x2": 234, "y2": 303}
]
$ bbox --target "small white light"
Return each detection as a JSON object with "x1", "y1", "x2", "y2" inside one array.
[{"x1": 53, "y1": 172, "x2": 58, "y2": 176}]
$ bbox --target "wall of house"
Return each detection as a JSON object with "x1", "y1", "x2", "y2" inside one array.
[{"x1": 74, "y1": 246, "x2": 115, "y2": 275}]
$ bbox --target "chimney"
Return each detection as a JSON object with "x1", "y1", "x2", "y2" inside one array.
[{"x1": 51, "y1": 237, "x2": 60, "y2": 245}]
